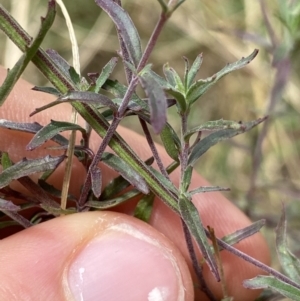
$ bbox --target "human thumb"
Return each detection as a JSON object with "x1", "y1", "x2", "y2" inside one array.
[{"x1": 0, "y1": 211, "x2": 193, "y2": 301}]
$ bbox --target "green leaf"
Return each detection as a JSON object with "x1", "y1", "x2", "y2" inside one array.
[
  {"x1": 89, "y1": 57, "x2": 118, "y2": 93},
  {"x1": 165, "y1": 87, "x2": 187, "y2": 113},
  {"x1": 188, "y1": 117, "x2": 267, "y2": 166},
  {"x1": 26, "y1": 120, "x2": 85, "y2": 151},
  {"x1": 0, "y1": 155, "x2": 65, "y2": 189},
  {"x1": 276, "y1": 205, "x2": 300, "y2": 282},
  {"x1": 182, "y1": 166, "x2": 193, "y2": 192},
  {"x1": 60, "y1": 91, "x2": 118, "y2": 111},
  {"x1": 101, "y1": 152, "x2": 149, "y2": 195},
  {"x1": 244, "y1": 276, "x2": 300, "y2": 300},
  {"x1": 189, "y1": 186, "x2": 230, "y2": 196},
  {"x1": 32, "y1": 86, "x2": 61, "y2": 96},
  {"x1": 186, "y1": 49, "x2": 258, "y2": 105},
  {"x1": 179, "y1": 194, "x2": 219, "y2": 280},
  {"x1": 160, "y1": 123, "x2": 180, "y2": 161},
  {"x1": 0, "y1": 1, "x2": 56, "y2": 106},
  {"x1": 86, "y1": 189, "x2": 141, "y2": 209},
  {"x1": 186, "y1": 53, "x2": 203, "y2": 89},
  {"x1": 185, "y1": 119, "x2": 245, "y2": 142},
  {"x1": 102, "y1": 79, "x2": 148, "y2": 111},
  {"x1": 134, "y1": 193, "x2": 155, "y2": 222},
  {"x1": 163, "y1": 63, "x2": 185, "y2": 92},
  {"x1": 1, "y1": 152, "x2": 13, "y2": 170},
  {"x1": 95, "y1": 0, "x2": 142, "y2": 67},
  {"x1": 139, "y1": 71, "x2": 167, "y2": 134}
]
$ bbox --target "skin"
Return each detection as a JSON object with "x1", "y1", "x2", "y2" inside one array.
[{"x1": 0, "y1": 66, "x2": 270, "y2": 301}]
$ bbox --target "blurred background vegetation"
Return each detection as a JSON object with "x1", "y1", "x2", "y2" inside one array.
[{"x1": 1, "y1": 0, "x2": 300, "y2": 284}]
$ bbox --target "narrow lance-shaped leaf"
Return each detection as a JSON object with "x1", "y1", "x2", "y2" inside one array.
[
  {"x1": 188, "y1": 117, "x2": 267, "y2": 166},
  {"x1": 100, "y1": 157, "x2": 154, "y2": 200},
  {"x1": 189, "y1": 186, "x2": 230, "y2": 196},
  {"x1": 26, "y1": 120, "x2": 86, "y2": 151},
  {"x1": 139, "y1": 71, "x2": 167, "y2": 134},
  {"x1": 0, "y1": 198, "x2": 21, "y2": 211},
  {"x1": 163, "y1": 63, "x2": 185, "y2": 92},
  {"x1": 244, "y1": 276, "x2": 300, "y2": 300},
  {"x1": 160, "y1": 123, "x2": 180, "y2": 161},
  {"x1": 95, "y1": 0, "x2": 142, "y2": 67},
  {"x1": 276, "y1": 204, "x2": 300, "y2": 282},
  {"x1": 91, "y1": 166, "x2": 102, "y2": 198},
  {"x1": 185, "y1": 53, "x2": 203, "y2": 89},
  {"x1": 0, "y1": 119, "x2": 69, "y2": 146},
  {"x1": 219, "y1": 219, "x2": 265, "y2": 251},
  {"x1": 60, "y1": 91, "x2": 118, "y2": 111},
  {"x1": 0, "y1": 0, "x2": 56, "y2": 106},
  {"x1": 101, "y1": 152, "x2": 149, "y2": 195},
  {"x1": 89, "y1": 57, "x2": 118, "y2": 93},
  {"x1": 0, "y1": 155, "x2": 65, "y2": 189},
  {"x1": 179, "y1": 194, "x2": 220, "y2": 280},
  {"x1": 46, "y1": 49, "x2": 74, "y2": 84},
  {"x1": 86, "y1": 189, "x2": 141, "y2": 209},
  {"x1": 185, "y1": 119, "x2": 246, "y2": 142},
  {"x1": 186, "y1": 49, "x2": 259, "y2": 104},
  {"x1": 32, "y1": 86, "x2": 61, "y2": 96}
]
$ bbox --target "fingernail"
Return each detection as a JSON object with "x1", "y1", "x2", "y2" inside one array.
[{"x1": 65, "y1": 223, "x2": 184, "y2": 301}]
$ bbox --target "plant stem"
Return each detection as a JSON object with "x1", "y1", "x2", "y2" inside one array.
[{"x1": 139, "y1": 117, "x2": 170, "y2": 180}]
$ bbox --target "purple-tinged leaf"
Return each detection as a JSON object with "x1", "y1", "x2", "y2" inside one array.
[
  {"x1": 244, "y1": 276, "x2": 300, "y2": 300},
  {"x1": 0, "y1": 209, "x2": 32, "y2": 228},
  {"x1": 46, "y1": 49, "x2": 73, "y2": 82},
  {"x1": 18, "y1": 176, "x2": 60, "y2": 208},
  {"x1": 139, "y1": 72, "x2": 167, "y2": 134},
  {"x1": 188, "y1": 117, "x2": 267, "y2": 166},
  {"x1": 0, "y1": 198, "x2": 20, "y2": 211},
  {"x1": 95, "y1": 0, "x2": 142, "y2": 67},
  {"x1": 179, "y1": 193, "x2": 220, "y2": 281},
  {"x1": 86, "y1": 189, "x2": 141, "y2": 209},
  {"x1": 276, "y1": 204, "x2": 300, "y2": 282},
  {"x1": 101, "y1": 152, "x2": 149, "y2": 194},
  {"x1": 100, "y1": 157, "x2": 154, "y2": 200},
  {"x1": 60, "y1": 91, "x2": 117, "y2": 111},
  {"x1": 91, "y1": 166, "x2": 102, "y2": 198},
  {"x1": 0, "y1": 119, "x2": 69, "y2": 146},
  {"x1": 219, "y1": 219, "x2": 265, "y2": 251},
  {"x1": 26, "y1": 120, "x2": 85, "y2": 151},
  {"x1": 186, "y1": 49, "x2": 258, "y2": 105},
  {"x1": 0, "y1": 155, "x2": 65, "y2": 189}
]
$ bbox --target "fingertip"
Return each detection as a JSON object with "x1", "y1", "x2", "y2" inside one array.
[{"x1": 0, "y1": 212, "x2": 194, "y2": 301}]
